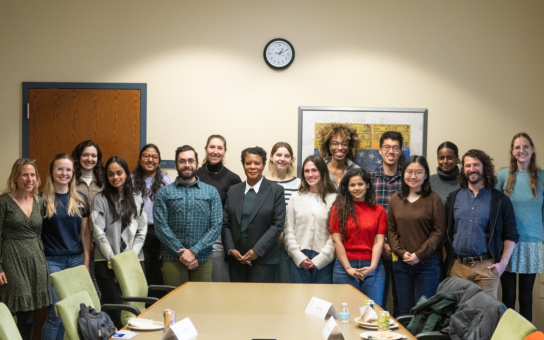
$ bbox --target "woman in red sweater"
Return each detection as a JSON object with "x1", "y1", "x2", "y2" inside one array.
[{"x1": 330, "y1": 168, "x2": 386, "y2": 302}]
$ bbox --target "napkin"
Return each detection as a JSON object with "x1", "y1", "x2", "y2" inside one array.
[
  {"x1": 127, "y1": 318, "x2": 154, "y2": 328},
  {"x1": 359, "y1": 305, "x2": 378, "y2": 322}
]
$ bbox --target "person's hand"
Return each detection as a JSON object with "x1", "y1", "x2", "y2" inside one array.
[
  {"x1": 346, "y1": 267, "x2": 364, "y2": 281},
  {"x1": 0, "y1": 272, "x2": 7, "y2": 285},
  {"x1": 382, "y1": 243, "x2": 392, "y2": 260},
  {"x1": 358, "y1": 266, "x2": 374, "y2": 278},
  {"x1": 186, "y1": 259, "x2": 199, "y2": 270},
  {"x1": 278, "y1": 233, "x2": 284, "y2": 246},
  {"x1": 404, "y1": 252, "x2": 419, "y2": 265},
  {"x1": 241, "y1": 249, "x2": 259, "y2": 265},
  {"x1": 488, "y1": 262, "x2": 507, "y2": 276},
  {"x1": 300, "y1": 258, "x2": 315, "y2": 270},
  {"x1": 177, "y1": 248, "x2": 197, "y2": 267}
]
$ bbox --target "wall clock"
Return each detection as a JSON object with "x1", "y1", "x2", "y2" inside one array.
[{"x1": 263, "y1": 38, "x2": 295, "y2": 70}]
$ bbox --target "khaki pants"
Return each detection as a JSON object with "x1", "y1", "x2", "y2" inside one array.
[
  {"x1": 449, "y1": 258, "x2": 500, "y2": 298},
  {"x1": 162, "y1": 258, "x2": 213, "y2": 286}
]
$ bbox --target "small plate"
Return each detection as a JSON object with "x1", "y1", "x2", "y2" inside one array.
[
  {"x1": 126, "y1": 318, "x2": 164, "y2": 331},
  {"x1": 354, "y1": 317, "x2": 398, "y2": 330},
  {"x1": 360, "y1": 331, "x2": 403, "y2": 340}
]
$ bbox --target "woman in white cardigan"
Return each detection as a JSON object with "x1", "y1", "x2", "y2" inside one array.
[{"x1": 284, "y1": 155, "x2": 337, "y2": 283}]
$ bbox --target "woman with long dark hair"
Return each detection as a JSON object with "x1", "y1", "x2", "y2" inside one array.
[
  {"x1": 330, "y1": 168, "x2": 386, "y2": 302},
  {"x1": 387, "y1": 155, "x2": 445, "y2": 315},
  {"x1": 132, "y1": 144, "x2": 173, "y2": 287},
  {"x1": 92, "y1": 156, "x2": 147, "y2": 328},
  {"x1": 41, "y1": 154, "x2": 89, "y2": 340},
  {"x1": 284, "y1": 155, "x2": 337, "y2": 283},
  {"x1": 496, "y1": 132, "x2": 544, "y2": 321}
]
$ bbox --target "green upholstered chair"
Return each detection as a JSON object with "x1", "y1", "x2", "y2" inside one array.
[
  {"x1": 490, "y1": 308, "x2": 536, "y2": 340},
  {"x1": 55, "y1": 290, "x2": 94, "y2": 340},
  {"x1": 50, "y1": 265, "x2": 140, "y2": 325},
  {"x1": 0, "y1": 302, "x2": 22, "y2": 340},
  {"x1": 111, "y1": 250, "x2": 175, "y2": 325}
]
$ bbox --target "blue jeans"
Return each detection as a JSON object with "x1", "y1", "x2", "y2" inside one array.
[
  {"x1": 42, "y1": 254, "x2": 84, "y2": 340},
  {"x1": 392, "y1": 255, "x2": 442, "y2": 316},
  {"x1": 333, "y1": 259, "x2": 385, "y2": 303},
  {"x1": 289, "y1": 249, "x2": 334, "y2": 284}
]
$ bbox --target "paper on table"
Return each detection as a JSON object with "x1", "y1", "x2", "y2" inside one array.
[
  {"x1": 359, "y1": 305, "x2": 378, "y2": 322},
  {"x1": 305, "y1": 297, "x2": 338, "y2": 319},
  {"x1": 161, "y1": 317, "x2": 198, "y2": 340},
  {"x1": 322, "y1": 316, "x2": 343, "y2": 340}
]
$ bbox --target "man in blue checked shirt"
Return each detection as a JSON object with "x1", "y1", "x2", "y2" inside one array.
[{"x1": 154, "y1": 145, "x2": 223, "y2": 286}]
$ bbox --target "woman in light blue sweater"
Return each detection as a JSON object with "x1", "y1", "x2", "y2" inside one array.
[{"x1": 496, "y1": 132, "x2": 544, "y2": 322}]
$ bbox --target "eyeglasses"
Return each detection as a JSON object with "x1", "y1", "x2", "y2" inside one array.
[
  {"x1": 330, "y1": 141, "x2": 349, "y2": 148},
  {"x1": 405, "y1": 170, "x2": 425, "y2": 178},
  {"x1": 142, "y1": 154, "x2": 160, "y2": 161},
  {"x1": 177, "y1": 159, "x2": 196, "y2": 165},
  {"x1": 381, "y1": 145, "x2": 401, "y2": 152}
]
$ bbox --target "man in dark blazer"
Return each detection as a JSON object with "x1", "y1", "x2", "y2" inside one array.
[{"x1": 222, "y1": 146, "x2": 286, "y2": 282}]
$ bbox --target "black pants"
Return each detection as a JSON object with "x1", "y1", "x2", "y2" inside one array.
[
  {"x1": 143, "y1": 225, "x2": 165, "y2": 298},
  {"x1": 500, "y1": 271, "x2": 536, "y2": 321},
  {"x1": 382, "y1": 258, "x2": 400, "y2": 317},
  {"x1": 94, "y1": 261, "x2": 123, "y2": 329}
]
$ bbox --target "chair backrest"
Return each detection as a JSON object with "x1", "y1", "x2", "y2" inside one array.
[
  {"x1": 0, "y1": 302, "x2": 23, "y2": 340},
  {"x1": 491, "y1": 308, "x2": 536, "y2": 340},
  {"x1": 55, "y1": 291, "x2": 95, "y2": 340},
  {"x1": 50, "y1": 265, "x2": 101, "y2": 312},
  {"x1": 111, "y1": 250, "x2": 148, "y2": 324}
]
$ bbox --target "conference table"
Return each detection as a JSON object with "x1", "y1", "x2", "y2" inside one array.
[{"x1": 124, "y1": 282, "x2": 416, "y2": 339}]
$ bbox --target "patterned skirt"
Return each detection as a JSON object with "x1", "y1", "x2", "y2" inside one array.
[{"x1": 506, "y1": 241, "x2": 543, "y2": 274}]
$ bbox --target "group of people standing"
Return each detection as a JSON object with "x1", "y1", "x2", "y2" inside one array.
[{"x1": 0, "y1": 127, "x2": 540, "y2": 339}]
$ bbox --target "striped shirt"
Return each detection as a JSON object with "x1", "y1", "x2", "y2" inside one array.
[
  {"x1": 153, "y1": 177, "x2": 222, "y2": 263},
  {"x1": 267, "y1": 177, "x2": 301, "y2": 205}
]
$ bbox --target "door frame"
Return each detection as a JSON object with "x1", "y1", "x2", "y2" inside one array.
[{"x1": 21, "y1": 82, "x2": 147, "y2": 157}]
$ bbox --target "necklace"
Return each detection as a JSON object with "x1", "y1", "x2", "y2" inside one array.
[{"x1": 205, "y1": 163, "x2": 224, "y2": 175}]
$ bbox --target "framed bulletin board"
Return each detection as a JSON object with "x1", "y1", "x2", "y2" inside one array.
[{"x1": 297, "y1": 106, "x2": 428, "y2": 176}]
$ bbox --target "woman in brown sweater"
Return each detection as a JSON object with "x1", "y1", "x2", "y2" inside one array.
[{"x1": 387, "y1": 155, "x2": 446, "y2": 316}]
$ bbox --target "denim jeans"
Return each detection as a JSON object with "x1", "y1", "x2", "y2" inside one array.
[
  {"x1": 333, "y1": 259, "x2": 385, "y2": 303},
  {"x1": 42, "y1": 254, "x2": 84, "y2": 340},
  {"x1": 289, "y1": 249, "x2": 333, "y2": 284},
  {"x1": 392, "y1": 255, "x2": 442, "y2": 316}
]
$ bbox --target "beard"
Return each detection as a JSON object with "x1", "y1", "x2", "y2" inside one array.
[
  {"x1": 178, "y1": 166, "x2": 197, "y2": 180},
  {"x1": 466, "y1": 171, "x2": 483, "y2": 184}
]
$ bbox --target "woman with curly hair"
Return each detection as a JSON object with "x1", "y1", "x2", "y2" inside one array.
[
  {"x1": 496, "y1": 133, "x2": 544, "y2": 321},
  {"x1": 329, "y1": 168, "x2": 386, "y2": 302},
  {"x1": 132, "y1": 144, "x2": 173, "y2": 288},
  {"x1": 318, "y1": 123, "x2": 360, "y2": 188},
  {"x1": 387, "y1": 155, "x2": 445, "y2": 315}
]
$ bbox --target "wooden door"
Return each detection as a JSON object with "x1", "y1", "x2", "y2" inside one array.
[{"x1": 25, "y1": 86, "x2": 145, "y2": 191}]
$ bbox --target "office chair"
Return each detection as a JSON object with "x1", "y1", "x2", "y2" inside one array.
[{"x1": 0, "y1": 302, "x2": 22, "y2": 340}]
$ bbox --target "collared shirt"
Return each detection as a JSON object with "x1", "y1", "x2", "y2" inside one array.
[
  {"x1": 370, "y1": 164, "x2": 402, "y2": 211},
  {"x1": 153, "y1": 177, "x2": 223, "y2": 263},
  {"x1": 244, "y1": 177, "x2": 264, "y2": 194},
  {"x1": 323, "y1": 157, "x2": 360, "y2": 189},
  {"x1": 452, "y1": 187, "x2": 492, "y2": 257}
]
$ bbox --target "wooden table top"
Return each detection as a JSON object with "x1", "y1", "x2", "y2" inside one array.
[{"x1": 122, "y1": 282, "x2": 416, "y2": 340}]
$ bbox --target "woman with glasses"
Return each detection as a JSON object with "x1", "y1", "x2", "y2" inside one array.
[
  {"x1": 329, "y1": 168, "x2": 386, "y2": 302},
  {"x1": 387, "y1": 155, "x2": 446, "y2": 315},
  {"x1": 0, "y1": 159, "x2": 51, "y2": 340},
  {"x1": 133, "y1": 144, "x2": 173, "y2": 288},
  {"x1": 41, "y1": 154, "x2": 90, "y2": 340},
  {"x1": 496, "y1": 133, "x2": 544, "y2": 321},
  {"x1": 317, "y1": 123, "x2": 360, "y2": 188},
  {"x1": 196, "y1": 135, "x2": 241, "y2": 282},
  {"x1": 93, "y1": 156, "x2": 147, "y2": 328}
]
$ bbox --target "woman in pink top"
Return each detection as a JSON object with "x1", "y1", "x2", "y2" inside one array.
[{"x1": 330, "y1": 168, "x2": 386, "y2": 302}]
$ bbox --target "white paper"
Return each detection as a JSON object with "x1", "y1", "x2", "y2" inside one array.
[
  {"x1": 305, "y1": 297, "x2": 338, "y2": 319},
  {"x1": 161, "y1": 317, "x2": 198, "y2": 340},
  {"x1": 322, "y1": 317, "x2": 339, "y2": 340}
]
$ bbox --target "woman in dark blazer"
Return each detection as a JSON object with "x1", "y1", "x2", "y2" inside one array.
[{"x1": 222, "y1": 146, "x2": 286, "y2": 282}]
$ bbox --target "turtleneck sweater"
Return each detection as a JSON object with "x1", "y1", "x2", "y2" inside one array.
[
  {"x1": 429, "y1": 166, "x2": 460, "y2": 205},
  {"x1": 196, "y1": 161, "x2": 242, "y2": 206}
]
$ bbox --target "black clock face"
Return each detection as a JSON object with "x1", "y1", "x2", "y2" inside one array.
[{"x1": 264, "y1": 38, "x2": 295, "y2": 69}]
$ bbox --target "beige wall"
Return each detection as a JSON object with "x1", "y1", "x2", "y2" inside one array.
[{"x1": 1, "y1": 0, "x2": 544, "y2": 329}]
